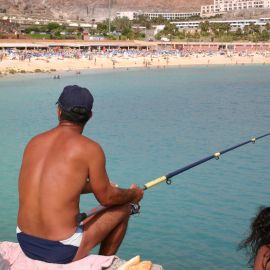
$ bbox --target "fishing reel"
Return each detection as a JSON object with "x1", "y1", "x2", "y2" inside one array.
[{"x1": 76, "y1": 212, "x2": 87, "y2": 225}]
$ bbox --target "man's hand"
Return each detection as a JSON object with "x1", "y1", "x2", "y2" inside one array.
[{"x1": 130, "y1": 184, "x2": 144, "y2": 203}]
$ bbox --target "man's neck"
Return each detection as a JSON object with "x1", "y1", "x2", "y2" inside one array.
[{"x1": 58, "y1": 121, "x2": 84, "y2": 134}]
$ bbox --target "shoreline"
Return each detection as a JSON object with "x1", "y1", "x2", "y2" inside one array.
[
  {"x1": 1, "y1": 53, "x2": 270, "y2": 77},
  {"x1": 1, "y1": 39, "x2": 270, "y2": 77}
]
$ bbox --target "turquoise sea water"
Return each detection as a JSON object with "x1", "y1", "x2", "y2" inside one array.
[{"x1": 0, "y1": 65, "x2": 270, "y2": 269}]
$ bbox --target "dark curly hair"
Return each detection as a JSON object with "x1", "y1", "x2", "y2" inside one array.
[
  {"x1": 239, "y1": 206, "x2": 270, "y2": 269},
  {"x1": 58, "y1": 105, "x2": 91, "y2": 124}
]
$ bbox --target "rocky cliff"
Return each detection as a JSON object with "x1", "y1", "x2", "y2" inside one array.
[{"x1": 0, "y1": 0, "x2": 213, "y2": 21}]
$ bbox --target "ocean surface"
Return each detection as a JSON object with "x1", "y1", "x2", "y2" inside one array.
[{"x1": 0, "y1": 65, "x2": 270, "y2": 269}]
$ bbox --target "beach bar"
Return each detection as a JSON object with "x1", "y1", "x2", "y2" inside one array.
[
  {"x1": 157, "y1": 42, "x2": 270, "y2": 52},
  {"x1": 0, "y1": 39, "x2": 270, "y2": 53},
  {"x1": 0, "y1": 40, "x2": 155, "y2": 51}
]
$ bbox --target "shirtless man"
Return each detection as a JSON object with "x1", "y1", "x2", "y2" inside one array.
[{"x1": 17, "y1": 85, "x2": 144, "y2": 264}]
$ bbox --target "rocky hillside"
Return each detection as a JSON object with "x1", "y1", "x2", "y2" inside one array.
[{"x1": 0, "y1": 0, "x2": 212, "y2": 21}]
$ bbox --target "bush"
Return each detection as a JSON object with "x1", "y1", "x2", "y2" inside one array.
[
  {"x1": 9, "y1": 69, "x2": 17, "y2": 74},
  {"x1": 119, "y1": 35, "x2": 127, "y2": 40},
  {"x1": 34, "y1": 69, "x2": 42, "y2": 73}
]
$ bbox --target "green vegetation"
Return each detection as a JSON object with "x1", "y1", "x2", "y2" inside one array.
[
  {"x1": 24, "y1": 22, "x2": 82, "y2": 39},
  {"x1": 10, "y1": 16, "x2": 270, "y2": 42},
  {"x1": 26, "y1": 33, "x2": 51, "y2": 39},
  {"x1": 96, "y1": 17, "x2": 145, "y2": 40},
  {"x1": 155, "y1": 22, "x2": 183, "y2": 40},
  {"x1": 8, "y1": 69, "x2": 17, "y2": 74},
  {"x1": 133, "y1": 15, "x2": 152, "y2": 29},
  {"x1": 93, "y1": 17, "x2": 270, "y2": 42},
  {"x1": 155, "y1": 21, "x2": 270, "y2": 42}
]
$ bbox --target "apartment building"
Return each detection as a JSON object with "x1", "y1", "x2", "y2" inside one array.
[
  {"x1": 201, "y1": 0, "x2": 270, "y2": 17},
  {"x1": 142, "y1": 12, "x2": 200, "y2": 20},
  {"x1": 170, "y1": 17, "x2": 270, "y2": 30},
  {"x1": 116, "y1": 11, "x2": 138, "y2": 20},
  {"x1": 116, "y1": 11, "x2": 200, "y2": 21}
]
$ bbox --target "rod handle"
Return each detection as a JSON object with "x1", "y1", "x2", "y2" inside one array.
[{"x1": 143, "y1": 175, "x2": 167, "y2": 190}]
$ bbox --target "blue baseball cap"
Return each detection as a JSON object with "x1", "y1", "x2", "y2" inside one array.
[{"x1": 57, "y1": 85, "x2": 94, "y2": 113}]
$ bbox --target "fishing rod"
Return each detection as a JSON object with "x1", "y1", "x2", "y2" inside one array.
[{"x1": 77, "y1": 133, "x2": 270, "y2": 225}]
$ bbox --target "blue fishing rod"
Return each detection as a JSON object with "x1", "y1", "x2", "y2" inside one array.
[{"x1": 78, "y1": 133, "x2": 270, "y2": 225}]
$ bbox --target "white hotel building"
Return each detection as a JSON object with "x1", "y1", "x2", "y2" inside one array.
[
  {"x1": 171, "y1": 17, "x2": 270, "y2": 30},
  {"x1": 116, "y1": 11, "x2": 201, "y2": 21},
  {"x1": 142, "y1": 11, "x2": 200, "y2": 20},
  {"x1": 201, "y1": 0, "x2": 270, "y2": 17}
]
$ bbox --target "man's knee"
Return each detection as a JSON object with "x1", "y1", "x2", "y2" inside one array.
[{"x1": 113, "y1": 204, "x2": 131, "y2": 220}]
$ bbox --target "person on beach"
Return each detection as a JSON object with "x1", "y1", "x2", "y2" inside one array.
[
  {"x1": 239, "y1": 206, "x2": 270, "y2": 270},
  {"x1": 17, "y1": 85, "x2": 144, "y2": 264}
]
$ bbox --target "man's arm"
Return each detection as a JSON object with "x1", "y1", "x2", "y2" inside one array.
[
  {"x1": 81, "y1": 178, "x2": 93, "y2": 194},
  {"x1": 254, "y1": 245, "x2": 270, "y2": 270},
  {"x1": 87, "y1": 143, "x2": 143, "y2": 207},
  {"x1": 81, "y1": 179, "x2": 117, "y2": 194}
]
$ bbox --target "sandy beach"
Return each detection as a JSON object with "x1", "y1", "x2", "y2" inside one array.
[
  {"x1": 1, "y1": 40, "x2": 270, "y2": 76},
  {"x1": 1, "y1": 54, "x2": 269, "y2": 76}
]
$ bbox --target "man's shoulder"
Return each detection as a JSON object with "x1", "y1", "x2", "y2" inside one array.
[
  {"x1": 27, "y1": 129, "x2": 54, "y2": 145},
  {"x1": 70, "y1": 135, "x2": 105, "y2": 162},
  {"x1": 25, "y1": 128, "x2": 104, "y2": 156},
  {"x1": 79, "y1": 135, "x2": 102, "y2": 152}
]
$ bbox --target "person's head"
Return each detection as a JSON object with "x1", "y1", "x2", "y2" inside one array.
[
  {"x1": 239, "y1": 206, "x2": 270, "y2": 268},
  {"x1": 56, "y1": 85, "x2": 94, "y2": 126}
]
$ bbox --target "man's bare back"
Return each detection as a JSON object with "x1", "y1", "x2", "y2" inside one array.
[
  {"x1": 18, "y1": 125, "x2": 98, "y2": 240},
  {"x1": 17, "y1": 85, "x2": 144, "y2": 264}
]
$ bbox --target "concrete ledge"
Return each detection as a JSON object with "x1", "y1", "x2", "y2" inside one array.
[{"x1": 105, "y1": 257, "x2": 164, "y2": 270}]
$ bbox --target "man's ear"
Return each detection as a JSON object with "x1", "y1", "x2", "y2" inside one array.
[
  {"x1": 89, "y1": 111, "x2": 93, "y2": 119},
  {"x1": 57, "y1": 106, "x2": 62, "y2": 118}
]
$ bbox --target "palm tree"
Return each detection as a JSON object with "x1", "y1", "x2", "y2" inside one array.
[
  {"x1": 108, "y1": 0, "x2": 111, "y2": 33},
  {"x1": 199, "y1": 21, "x2": 210, "y2": 33}
]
